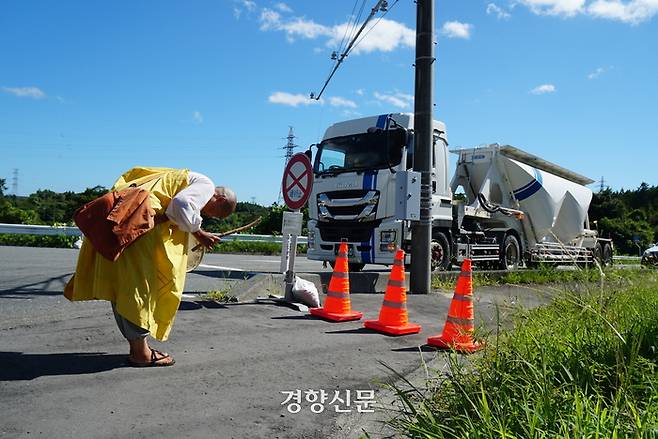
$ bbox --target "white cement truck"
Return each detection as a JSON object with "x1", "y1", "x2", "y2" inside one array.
[{"x1": 306, "y1": 113, "x2": 613, "y2": 271}]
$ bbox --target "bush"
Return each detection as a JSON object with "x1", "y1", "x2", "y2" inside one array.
[
  {"x1": 209, "y1": 240, "x2": 307, "y2": 255},
  {"x1": 0, "y1": 233, "x2": 78, "y2": 248}
]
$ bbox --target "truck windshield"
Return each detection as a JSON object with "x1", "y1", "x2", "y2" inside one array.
[{"x1": 314, "y1": 128, "x2": 405, "y2": 174}]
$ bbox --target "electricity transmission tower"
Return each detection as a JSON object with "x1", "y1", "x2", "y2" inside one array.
[
  {"x1": 282, "y1": 126, "x2": 298, "y2": 165},
  {"x1": 598, "y1": 176, "x2": 607, "y2": 192},
  {"x1": 278, "y1": 127, "x2": 299, "y2": 203},
  {"x1": 11, "y1": 168, "x2": 18, "y2": 195}
]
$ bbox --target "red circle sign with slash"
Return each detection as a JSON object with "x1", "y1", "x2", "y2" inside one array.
[{"x1": 281, "y1": 153, "x2": 313, "y2": 210}]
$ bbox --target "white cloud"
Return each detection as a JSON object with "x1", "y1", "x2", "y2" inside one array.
[
  {"x1": 516, "y1": 0, "x2": 658, "y2": 23},
  {"x1": 233, "y1": 0, "x2": 257, "y2": 19},
  {"x1": 327, "y1": 19, "x2": 415, "y2": 54},
  {"x1": 588, "y1": 67, "x2": 604, "y2": 79},
  {"x1": 257, "y1": 11, "x2": 414, "y2": 54},
  {"x1": 2, "y1": 86, "x2": 46, "y2": 99},
  {"x1": 259, "y1": 8, "x2": 282, "y2": 30},
  {"x1": 268, "y1": 91, "x2": 320, "y2": 107},
  {"x1": 440, "y1": 21, "x2": 473, "y2": 39},
  {"x1": 373, "y1": 91, "x2": 414, "y2": 109},
  {"x1": 193, "y1": 111, "x2": 203, "y2": 125},
  {"x1": 282, "y1": 17, "x2": 332, "y2": 40},
  {"x1": 329, "y1": 96, "x2": 357, "y2": 108},
  {"x1": 487, "y1": 3, "x2": 512, "y2": 18},
  {"x1": 517, "y1": 0, "x2": 586, "y2": 16},
  {"x1": 355, "y1": 88, "x2": 365, "y2": 96},
  {"x1": 274, "y1": 2, "x2": 292, "y2": 13},
  {"x1": 530, "y1": 84, "x2": 557, "y2": 94},
  {"x1": 588, "y1": 0, "x2": 658, "y2": 24}
]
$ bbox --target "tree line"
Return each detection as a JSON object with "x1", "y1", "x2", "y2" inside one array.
[
  {"x1": 0, "y1": 177, "x2": 655, "y2": 254},
  {"x1": 0, "y1": 177, "x2": 302, "y2": 236}
]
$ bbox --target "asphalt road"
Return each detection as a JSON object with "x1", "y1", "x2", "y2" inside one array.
[{"x1": 0, "y1": 246, "x2": 555, "y2": 439}]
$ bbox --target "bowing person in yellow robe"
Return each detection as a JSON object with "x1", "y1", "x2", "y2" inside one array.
[{"x1": 65, "y1": 167, "x2": 236, "y2": 367}]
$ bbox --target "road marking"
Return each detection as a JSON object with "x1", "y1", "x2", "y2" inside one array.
[{"x1": 197, "y1": 264, "x2": 244, "y2": 271}]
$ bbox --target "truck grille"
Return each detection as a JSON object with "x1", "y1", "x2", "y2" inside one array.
[
  {"x1": 317, "y1": 190, "x2": 379, "y2": 222},
  {"x1": 318, "y1": 221, "x2": 381, "y2": 242}
]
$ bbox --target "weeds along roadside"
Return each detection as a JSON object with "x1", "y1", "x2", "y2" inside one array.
[{"x1": 386, "y1": 269, "x2": 658, "y2": 438}]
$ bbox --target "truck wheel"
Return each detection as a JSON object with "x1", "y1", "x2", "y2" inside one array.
[
  {"x1": 602, "y1": 243, "x2": 613, "y2": 267},
  {"x1": 593, "y1": 243, "x2": 603, "y2": 266},
  {"x1": 499, "y1": 234, "x2": 520, "y2": 270},
  {"x1": 431, "y1": 232, "x2": 451, "y2": 271},
  {"x1": 329, "y1": 261, "x2": 365, "y2": 272},
  {"x1": 348, "y1": 263, "x2": 365, "y2": 272}
]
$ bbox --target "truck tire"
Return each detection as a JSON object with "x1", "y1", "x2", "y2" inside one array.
[
  {"x1": 499, "y1": 234, "x2": 520, "y2": 270},
  {"x1": 348, "y1": 263, "x2": 365, "y2": 272},
  {"x1": 329, "y1": 261, "x2": 365, "y2": 272},
  {"x1": 593, "y1": 242, "x2": 603, "y2": 266},
  {"x1": 431, "y1": 232, "x2": 451, "y2": 271},
  {"x1": 602, "y1": 243, "x2": 613, "y2": 267}
]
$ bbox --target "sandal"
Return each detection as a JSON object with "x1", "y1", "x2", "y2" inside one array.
[{"x1": 128, "y1": 348, "x2": 175, "y2": 367}]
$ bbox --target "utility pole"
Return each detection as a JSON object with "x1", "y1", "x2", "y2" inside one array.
[{"x1": 410, "y1": 0, "x2": 434, "y2": 294}]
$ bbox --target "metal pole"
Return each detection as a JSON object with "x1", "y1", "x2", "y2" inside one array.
[{"x1": 410, "y1": 0, "x2": 434, "y2": 294}]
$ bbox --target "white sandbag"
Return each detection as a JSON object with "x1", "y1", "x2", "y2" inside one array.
[{"x1": 291, "y1": 276, "x2": 321, "y2": 308}]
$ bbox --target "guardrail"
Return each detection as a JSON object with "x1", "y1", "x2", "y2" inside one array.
[{"x1": 0, "y1": 223, "x2": 307, "y2": 245}]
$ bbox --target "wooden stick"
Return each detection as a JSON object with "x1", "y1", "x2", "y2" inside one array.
[{"x1": 191, "y1": 216, "x2": 262, "y2": 251}]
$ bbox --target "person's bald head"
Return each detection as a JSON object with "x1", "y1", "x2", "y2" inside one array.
[{"x1": 201, "y1": 186, "x2": 237, "y2": 219}]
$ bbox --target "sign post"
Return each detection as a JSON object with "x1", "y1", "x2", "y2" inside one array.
[{"x1": 259, "y1": 153, "x2": 313, "y2": 311}]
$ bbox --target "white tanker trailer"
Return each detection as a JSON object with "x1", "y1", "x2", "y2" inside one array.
[
  {"x1": 450, "y1": 144, "x2": 613, "y2": 268},
  {"x1": 306, "y1": 113, "x2": 613, "y2": 271}
]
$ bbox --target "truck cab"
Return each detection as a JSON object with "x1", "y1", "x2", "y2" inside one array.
[{"x1": 306, "y1": 113, "x2": 449, "y2": 270}]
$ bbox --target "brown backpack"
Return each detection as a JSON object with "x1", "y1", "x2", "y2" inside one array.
[{"x1": 73, "y1": 177, "x2": 160, "y2": 261}]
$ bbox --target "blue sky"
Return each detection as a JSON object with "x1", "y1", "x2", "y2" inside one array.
[{"x1": 1, "y1": 0, "x2": 657, "y2": 204}]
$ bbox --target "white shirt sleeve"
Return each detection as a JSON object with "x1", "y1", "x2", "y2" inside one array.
[{"x1": 165, "y1": 172, "x2": 215, "y2": 233}]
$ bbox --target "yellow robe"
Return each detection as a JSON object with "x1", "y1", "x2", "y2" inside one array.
[{"x1": 64, "y1": 167, "x2": 190, "y2": 341}]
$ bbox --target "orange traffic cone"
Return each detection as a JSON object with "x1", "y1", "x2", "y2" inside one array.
[
  {"x1": 310, "y1": 242, "x2": 363, "y2": 322},
  {"x1": 364, "y1": 249, "x2": 421, "y2": 335},
  {"x1": 427, "y1": 259, "x2": 483, "y2": 353}
]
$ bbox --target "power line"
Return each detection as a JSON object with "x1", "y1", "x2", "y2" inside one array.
[
  {"x1": 310, "y1": 0, "x2": 389, "y2": 101},
  {"x1": 352, "y1": 0, "x2": 399, "y2": 52}
]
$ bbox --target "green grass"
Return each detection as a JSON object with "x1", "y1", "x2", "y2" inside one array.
[
  {"x1": 431, "y1": 266, "x2": 606, "y2": 290},
  {"x1": 388, "y1": 269, "x2": 658, "y2": 438},
  {"x1": 202, "y1": 289, "x2": 238, "y2": 303}
]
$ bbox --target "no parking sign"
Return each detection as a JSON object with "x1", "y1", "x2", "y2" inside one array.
[{"x1": 281, "y1": 153, "x2": 313, "y2": 210}]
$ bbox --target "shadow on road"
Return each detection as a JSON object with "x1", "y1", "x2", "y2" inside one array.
[
  {"x1": 325, "y1": 327, "x2": 380, "y2": 335},
  {"x1": 390, "y1": 345, "x2": 438, "y2": 353},
  {"x1": 0, "y1": 273, "x2": 72, "y2": 297},
  {"x1": 0, "y1": 351, "x2": 127, "y2": 381},
  {"x1": 270, "y1": 315, "x2": 314, "y2": 320},
  {"x1": 190, "y1": 270, "x2": 258, "y2": 280},
  {"x1": 178, "y1": 300, "x2": 229, "y2": 311}
]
